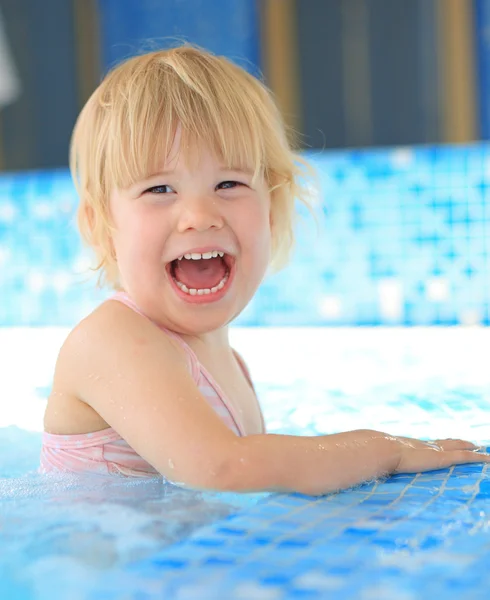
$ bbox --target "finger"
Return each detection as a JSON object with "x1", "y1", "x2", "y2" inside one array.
[
  {"x1": 395, "y1": 448, "x2": 490, "y2": 474},
  {"x1": 432, "y1": 438, "x2": 477, "y2": 451},
  {"x1": 436, "y1": 449, "x2": 490, "y2": 468},
  {"x1": 451, "y1": 449, "x2": 490, "y2": 463}
]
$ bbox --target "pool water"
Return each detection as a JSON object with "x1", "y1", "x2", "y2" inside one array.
[{"x1": 1, "y1": 327, "x2": 490, "y2": 599}]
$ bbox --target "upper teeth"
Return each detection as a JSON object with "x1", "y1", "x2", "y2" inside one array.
[{"x1": 178, "y1": 250, "x2": 225, "y2": 260}]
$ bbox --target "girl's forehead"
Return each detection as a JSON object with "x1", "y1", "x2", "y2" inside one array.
[
  {"x1": 113, "y1": 119, "x2": 263, "y2": 189},
  {"x1": 146, "y1": 140, "x2": 254, "y2": 176},
  {"x1": 147, "y1": 145, "x2": 222, "y2": 176}
]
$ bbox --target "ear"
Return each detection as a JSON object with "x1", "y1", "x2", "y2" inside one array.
[{"x1": 84, "y1": 204, "x2": 117, "y2": 261}]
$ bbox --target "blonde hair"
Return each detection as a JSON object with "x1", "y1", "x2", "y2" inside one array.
[{"x1": 70, "y1": 44, "x2": 314, "y2": 288}]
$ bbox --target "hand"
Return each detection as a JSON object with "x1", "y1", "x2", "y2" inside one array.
[{"x1": 392, "y1": 435, "x2": 490, "y2": 474}]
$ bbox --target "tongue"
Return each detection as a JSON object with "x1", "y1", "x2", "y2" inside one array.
[{"x1": 173, "y1": 257, "x2": 227, "y2": 289}]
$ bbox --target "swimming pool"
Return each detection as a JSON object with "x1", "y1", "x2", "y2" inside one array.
[{"x1": 1, "y1": 326, "x2": 489, "y2": 599}]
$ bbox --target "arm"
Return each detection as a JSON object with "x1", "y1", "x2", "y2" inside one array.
[
  {"x1": 55, "y1": 302, "x2": 490, "y2": 495},
  {"x1": 65, "y1": 302, "x2": 468, "y2": 495},
  {"x1": 58, "y1": 301, "x2": 241, "y2": 488},
  {"x1": 221, "y1": 431, "x2": 488, "y2": 496},
  {"x1": 221, "y1": 429, "x2": 400, "y2": 496},
  {"x1": 60, "y1": 301, "x2": 399, "y2": 494}
]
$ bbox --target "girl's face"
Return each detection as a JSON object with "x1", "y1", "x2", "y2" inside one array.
[{"x1": 109, "y1": 137, "x2": 272, "y2": 338}]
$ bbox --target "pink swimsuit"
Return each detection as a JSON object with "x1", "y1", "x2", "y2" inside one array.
[{"x1": 39, "y1": 291, "x2": 265, "y2": 478}]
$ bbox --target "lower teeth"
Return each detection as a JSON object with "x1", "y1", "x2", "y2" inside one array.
[{"x1": 173, "y1": 272, "x2": 229, "y2": 296}]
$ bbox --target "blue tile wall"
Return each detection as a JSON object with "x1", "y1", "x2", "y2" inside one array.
[
  {"x1": 1, "y1": 144, "x2": 490, "y2": 326},
  {"x1": 98, "y1": 462, "x2": 490, "y2": 600}
]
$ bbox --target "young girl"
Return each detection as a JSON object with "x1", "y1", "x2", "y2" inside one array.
[{"x1": 40, "y1": 45, "x2": 490, "y2": 495}]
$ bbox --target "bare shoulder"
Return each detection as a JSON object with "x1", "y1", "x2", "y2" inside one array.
[
  {"x1": 50, "y1": 299, "x2": 240, "y2": 486},
  {"x1": 55, "y1": 300, "x2": 166, "y2": 394},
  {"x1": 44, "y1": 302, "x2": 130, "y2": 434},
  {"x1": 60, "y1": 299, "x2": 186, "y2": 376},
  {"x1": 51, "y1": 298, "x2": 188, "y2": 427}
]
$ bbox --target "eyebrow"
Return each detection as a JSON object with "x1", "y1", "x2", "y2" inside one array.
[
  {"x1": 221, "y1": 166, "x2": 254, "y2": 174},
  {"x1": 136, "y1": 166, "x2": 254, "y2": 185}
]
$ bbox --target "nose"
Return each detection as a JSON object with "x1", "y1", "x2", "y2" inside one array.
[{"x1": 176, "y1": 193, "x2": 224, "y2": 233}]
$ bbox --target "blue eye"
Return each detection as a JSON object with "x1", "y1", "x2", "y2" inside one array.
[
  {"x1": 145, "y1": 185, "x2": 174, "y2": 194},
  {"x1": 217, "y1": 181, "x2": 244, "y2": 190}
]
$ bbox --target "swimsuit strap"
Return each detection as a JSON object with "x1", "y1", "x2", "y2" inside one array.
[
  {"x1": 233, "y1": 350, "x2": 267, "y2": 434},
  {"x1": 110, "y1": 290, "x2": 201, "y2": 381},
  {"x1": 109, "y1": 291, "x2": 248, "y2": 435}
]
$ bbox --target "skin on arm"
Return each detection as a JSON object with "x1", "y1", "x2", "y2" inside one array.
[{"x1": 56, "y1": 300, "x2": 243, "y2": 488}]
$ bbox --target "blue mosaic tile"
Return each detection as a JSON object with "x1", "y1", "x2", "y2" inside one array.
[
  {"x1": 3, "y1": 143, "x2": 490, "y2": 326},
  {"x1": 78, "y1": 459, "x2": 486, "y2": 599}
]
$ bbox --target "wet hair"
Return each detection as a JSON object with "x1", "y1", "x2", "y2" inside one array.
[{"x1": 70, "y1": 44, "x2": 314, "y2": 288}]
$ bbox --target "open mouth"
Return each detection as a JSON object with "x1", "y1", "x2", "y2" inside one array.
[{"x1": 166, "y1": 252, "x2": 235, "y2": 299}]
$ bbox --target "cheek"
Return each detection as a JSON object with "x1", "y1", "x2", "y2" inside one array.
[
  {"x1": 116, "y1": 215, "x2": 160, "y2": 252},
  {"x1": 243, "y1": 206, "x2": 272, "y2": 261},
  {"x1": 241, "y1": 204, "x2": 269, "y2": 236}
]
